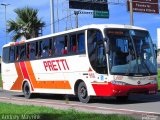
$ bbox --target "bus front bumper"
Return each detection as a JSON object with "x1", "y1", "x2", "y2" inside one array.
[{"x1": 91, "y1": 82, "x2": 158, "y2": 97}]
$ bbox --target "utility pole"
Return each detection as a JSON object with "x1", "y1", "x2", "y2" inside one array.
[
  {"x1": 129, "y1": 0, "x2": 134, "y2": 26},
  {"x1": 57, "y1": 0, "x2": 59, "y2": 32},
  {"x1": 50, "y1": 0, "x2": 55, "y2": 33},
  {"x1": 74, "y1": 11, "x2": 79, "y2": 28},
  {"x1": 1, "y1": 3, "x2": 10, "y2": 43}
]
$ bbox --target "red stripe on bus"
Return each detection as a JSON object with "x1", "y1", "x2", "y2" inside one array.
[{"x1": 19, "y1": 62, "x2": 34, "y2": 91}]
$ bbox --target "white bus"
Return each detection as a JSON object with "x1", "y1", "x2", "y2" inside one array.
[{"x1": 2, "y1": 24, "x2": 158, "y2": 103}]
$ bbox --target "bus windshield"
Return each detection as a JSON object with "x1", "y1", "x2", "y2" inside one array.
[{"x1": 105, "y1": 29, "x2": 157, "y2": 76}]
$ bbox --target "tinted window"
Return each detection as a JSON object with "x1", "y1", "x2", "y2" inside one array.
[
  {"x1": 77, "y1": 33, "x2": 85, "y2": 53},
  {"x1": 54, "y1": 36, "x2": 68, "y2": 56},
  {"x1": 27, "y1": 42, "x2": 38, "y2": 60},
  {"x1": 19, "y1": 44, "x2": 26, "y2": 60},
  {"x1": 9, "y1": 46, "x2": 15, "y2": 62},
  {"x1": 40, "y1": 39, "x2": 51, "y2": 58},
  {"x1": 87, "y1": 29, "x2": 107, "y2": 74},
  {"x1": 2, "y1": 47, "x2": 9, "y2": 63},
  {"x1": 70, "y1": 34, "x2": 77, "y2": 53}
]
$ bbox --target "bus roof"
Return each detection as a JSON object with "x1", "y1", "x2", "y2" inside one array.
[{"x1": 3, "y1": 24, "x2": 147, "y2": 47}]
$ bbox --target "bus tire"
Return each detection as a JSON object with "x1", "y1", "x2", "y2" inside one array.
[
  {"x1": 23, "y1": 82, "x2": 33, "y2": 99},
  {"x1": 78, "y1": 82, "x2": 90, "y2": 103},
  {"x1": 116, "y1": 96, "x2": 128, "y2": 102}
]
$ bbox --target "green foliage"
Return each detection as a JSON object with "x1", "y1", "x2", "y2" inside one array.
[
  {"x1": 0, "y1": 102, "x2": 135, "y2": 120},
  {"x1": 7, "y1": 6, "x2": 45, "y2": 41}
]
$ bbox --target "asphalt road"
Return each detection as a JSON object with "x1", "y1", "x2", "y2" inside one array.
[{"x1": 0, "y1": 89, "x2": 160, "y2": 119}]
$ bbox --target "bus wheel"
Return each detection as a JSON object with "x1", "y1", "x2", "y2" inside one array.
[
  {"x1": 78, "y1": 82, "x2": 90, "y2": 103},
  {"x1": 116, "y1": 96, "x2": 128, "y2": 102},
  {"x1": 23, "y1": 82, "x2": 32, "y2": 99}
]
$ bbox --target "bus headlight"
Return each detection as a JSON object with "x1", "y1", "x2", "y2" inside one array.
[
  {"x1": 111, "y1": 81, "x2": 127, "y2": 85},
  {"x1": 150, "y1": 80, "x2": 157, "y2": 84}
]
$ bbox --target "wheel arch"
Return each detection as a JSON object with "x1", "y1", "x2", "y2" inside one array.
[
  {"x1": 22, "y1": 79, "x2": 33, "y2": 93},
  {"x1": 74, "y1": 79, "x2": 84, "y2": 96}
]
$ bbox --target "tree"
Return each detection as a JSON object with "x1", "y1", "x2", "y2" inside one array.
[{"x1": 7, "y1": 7, "x2": 45, "y2": 41}]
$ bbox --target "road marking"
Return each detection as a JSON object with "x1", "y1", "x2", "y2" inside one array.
[{"x1": 0, "y1": 96, "x2": 160, "y2": 116}]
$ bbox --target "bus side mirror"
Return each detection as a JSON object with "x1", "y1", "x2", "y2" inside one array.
[{"x1": 104, "y1": 40, "x2": 109, "y2": 53}]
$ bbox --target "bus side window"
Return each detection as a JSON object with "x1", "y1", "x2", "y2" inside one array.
[
  {"x1": 9, "y1": 46, "x2": 15, "y2": 62},
  {"x1": 27, "y1": 43, "x2": 30, "y2": 59},
  {"x1": 29, "y1": 42, "x2": 38, "y2": 60},
  {"x1": 70, "y1": 34, "x2": 77, "y2": 53},
  {"x1": 54, "y1": 36, "x2": 68, "y2": 56},
  {"x1": 16, "y1": 46, "x2": 20, "y2": 61},
  {"x1": 2, "y1": 47, "x2": 9, "y2": 63},
  {"x1": 40, "y1": 39, "x2": 50, "y2": 58},
  {"x1": 61, "y1": 36, "x2": 68, "y2": 55},
  {"x1": 77, "y1": 33, "x2": 85, "y2": 54},
  {"x1": 19, "y1": 44, "x2": 26, "y2": 61},
  {"x1": 49, "y1": 38, "x2": 52, "y2": 56},
  {"x1": 52, "y1": 38, "x2": 56, "y2": 56}
]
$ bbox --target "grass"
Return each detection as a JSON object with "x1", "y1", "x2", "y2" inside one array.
[
  {"x1": 0, "y1": 102, "x2": 135, "y2": 120},
  {"x1": 158, "y1": 69, "x2": 160, "y2": 90}
]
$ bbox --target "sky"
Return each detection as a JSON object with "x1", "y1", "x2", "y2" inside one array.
[{"x1": 0, "y1": 0, "x2": 160, "y2": 54}]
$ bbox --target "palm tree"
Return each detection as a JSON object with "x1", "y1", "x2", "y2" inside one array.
[{"x1": 7, "y1": 7, "x2": 45, "y2": 41}]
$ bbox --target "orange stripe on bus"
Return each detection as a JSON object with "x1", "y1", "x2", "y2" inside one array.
[
  {"x1": 11, "y1": 63, "x2": 24, "y2": 90},
  {"x1": 11, "y1": 61, "x2": 71, "y2": 90},
  {"x1": 25, "y1": 61, "x2": 71, "y2": 89}
]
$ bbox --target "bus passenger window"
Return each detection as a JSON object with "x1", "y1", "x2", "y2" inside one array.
[
  {"x1": 2, "y1": 47, "x2": 9, "y2": 63},
  {"x1": 51, "y1": 39, "x2": 56, "y2": 56},
  {"x1": 29, "y1": 42, "x2": 38, "y2": 60},
  {"x1": 9, "y1": 47, "x2": 15, "y2": 62},
  {"x1": 70, "y1": 34, "x2": 77, "y2": 53},
  {"x1": 19, "y1": 44, "x2": 26, "y2": 61},
  {"x1": 61, "y1": 36, "x2": 68, "y2": 55},
  {"x1": 54, "y1": 36, "x2": 68, "y2": 56},
  {"x1": 16, "y1": 46, "x2": 20, "y2": 61},
  {"x1": 77, "y1": 33, "x2": 85, "y2": 53},
  {"x1": 40, "y1": 39, "x2": 50, "y2": 58}
]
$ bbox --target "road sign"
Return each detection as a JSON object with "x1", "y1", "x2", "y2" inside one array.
[
  {"x1": 69, "y1": 0, "x2": 108, "y2": 11},
  {"x1": 127, "y1": 0, "x2": 159, "y2": 14},
  {"x1": 93, "y1": 11, "x2": 109, "y2": 18}
]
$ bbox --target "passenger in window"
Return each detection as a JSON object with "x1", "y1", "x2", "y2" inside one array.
[
  {"x1": 42, "y1": 48, "x2": 49, "y2": 57},
  {"x1": 30, "y1": 43, "x2": 37, "y2": 60},
  {"x1": 10, "y1": 49, "x2": 15, "y2": 62},
  {"x1": 61, "y1": 36, "x2": 68, "y2": 55},
  {"x1": 62, "y1": 47, "x2": 68, "y2": 54},
  {"x1": 72, "y1": 45, "x2": 77, "y2": 53},
  {"x1": 49, "y1": 49, "x2": 52, "y2": 56}
]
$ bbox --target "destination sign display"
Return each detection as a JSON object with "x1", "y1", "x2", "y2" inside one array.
[{"x1": 69, "y1": 0, "x2": 108, "y2": 11}]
